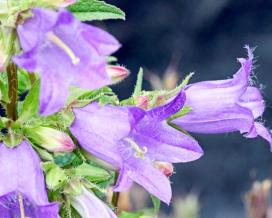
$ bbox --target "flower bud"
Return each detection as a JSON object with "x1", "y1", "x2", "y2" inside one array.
[
  {"x1": 154, "y1": 161, "x2": 174, "y2": 177},
  {"x1": 135, "y1": 96, "x2": 150, "y2": 110},
  {"x1": 26, "y1": 127, "x2": 75, "y2": 152},
  {"x1": 106, "y1": 65, "x2": 129, "y2": 84}
]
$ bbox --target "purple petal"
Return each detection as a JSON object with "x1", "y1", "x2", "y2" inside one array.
[
  {"x1": 70, "y1": 103, "x2": 131, "y2": 167},
  {"x1": 113, "y1": 167, "x2": 133, "y2": 192},
  {"x1": 132, "y1": 121, "x2": 203, "y2": 163},
  {"x1": 71, "y1": 187, "x2": 117, "y2": 218},
  {"x1": 81, "y1": 24, "x2": 121, "y2": 56},
  {"x1": 16, "y1": 8, "x2": 58, "y2": 52},
  {"x1": 123, "y1": 159, "x2": 172, "y2": 204},
  {"x1": 0, "y1": 141, "x2": 59, "y2": 217},
  {"x1": 246, "y1": 122, "x2": 272, "y2": 149},
  {"x1": 173, "y1": 103, "x2": 254, "y2": 134},
  {"x1": 147, "y1": 90, "x2": 186, "y2": 121},
  {"x1": 39, "y1": 71, "x2": 70, "y2": 116},
  {"x1": 238, "y1": 87, "x2": 265, "y2": 119}
]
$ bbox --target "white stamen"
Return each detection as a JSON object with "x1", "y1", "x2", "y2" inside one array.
[{"x1": 47, "y1": 32, "x2": 80, "y2": 65}]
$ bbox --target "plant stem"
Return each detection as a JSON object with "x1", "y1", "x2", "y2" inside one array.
[
  {"x1": 111, "y1": 172, "x2": 120, "y2": 210},
  {"x1": 7, "y1": 62, "x2": 18, "y2": 120}
]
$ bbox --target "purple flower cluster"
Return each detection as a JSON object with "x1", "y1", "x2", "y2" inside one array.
[{"x1": 0, "y1": 4, "x2": 270, "y2": 218}]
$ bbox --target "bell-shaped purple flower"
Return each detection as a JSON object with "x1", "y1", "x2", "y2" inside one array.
[
  {"x1": 70, "y1": 91, "x2": 203, "y2": 204},
  {"x1": 0, "y1": 141, "x2": 59, "y2": 217},
  {"x1": 172, "y1": 46, "x2": 272, "y2": 148},
  {"x1": 13, "y1": 8, "x2": 120, "y2": 116}
]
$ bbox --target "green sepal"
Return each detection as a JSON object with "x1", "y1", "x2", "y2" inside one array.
[
  {"x1": 74, "y1": 163, "x2": 112, "y2": 183},
  {"x1": 151, "y1": 195, "x2": 161, "y2": 214},
  {"x1": 42, "y1": 162, "x2": 68, "y2": 190},
  {"x1": 133, "y1": 67, "x2": 144, "y2": 97},
  {"x1": 33, "y1": 145, "x2": 54, "y2": 161},
  {"x1": 2, "y1": 123, "x2": 23, "y2": 148},
  {"x1": 168, "y1": 105, "x2": 192, "y2": 121},
  {"x1": 68, "y1": 0, "x2": 125, "y2": 21}
]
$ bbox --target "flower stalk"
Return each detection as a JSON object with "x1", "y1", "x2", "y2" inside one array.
[
  {"x1": 7, "y1": 62, "x2": 18, "y2": 120},
  {"x1": 112, "y1": 172, "x2": 120, "y2": 210}
]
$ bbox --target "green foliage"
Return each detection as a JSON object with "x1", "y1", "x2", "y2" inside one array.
[
  {"x1": 54, "y1": 152, "x2": 76, "y2": 167},
  {"x1": 67, "y1": 86, "x2": 119, "y2": 107},
  {"x1": 151, "y1": 195, "x2": 161, "y2": 214},
  {"x1": 68, "y1": 0, "x2": 125, "y2": 21},
  {"x1": 74, "y1": 163, "x2": 112, "y2": 183},
  {"x1": 42, "y1": 162, "x2": 68, "y2": 190},
  {"x1": 119, "y1": 211, "x2": 145, "y2": 218},
  {"x1": 133, "y1": 67, "x2": 144, "y2": 97},
  {"x1": 17, "y1": 80, "x2": 40, "y2": 123}
]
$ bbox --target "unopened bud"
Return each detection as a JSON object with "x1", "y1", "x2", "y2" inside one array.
[
  {"x1": 135, "y1": 96, "x2": 150, "y2": 110},
  {"x1": 26, "y1": 127, "x2": 75, "y2": 152},
  {"x1": 107, "y1": 65, "x2": 129, "y2": 84},
  {"x1": 154, "y1": 161, "x2": 174, "y2": 177}
]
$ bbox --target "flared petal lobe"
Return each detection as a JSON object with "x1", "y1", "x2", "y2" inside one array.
[
  {"x1": 13, "y1": 8, "x2": 120, "y2": 115},
  {"x1": 173, "y1": 47, "x2": 272, "y2": 147},
  {"x1": 0, "y1": 141, "x2": 59, "y2": 217}
]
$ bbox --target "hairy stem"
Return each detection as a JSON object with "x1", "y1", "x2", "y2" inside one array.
[
  {"x1": 111, "y1": 172, "x2": 120, "y2": 211},
  {"x1": 7, "y1": 62, "x2": 18, "y2": 120}
]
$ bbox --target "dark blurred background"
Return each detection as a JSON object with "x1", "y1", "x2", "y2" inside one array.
[{"x1": 104, "y1": 1, "x2": 272, "y2": 217}]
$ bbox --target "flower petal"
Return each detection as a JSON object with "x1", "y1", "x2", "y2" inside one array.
[
  {"x1": 124, "y1": 159, "x2": 172, "y2": 204},
  {"x1": 71, "y1": 186, "x2": 117, "y2": 218},
  {"x1": 0, "y1": 141, "x2": 59, "y2": 217},
  {"x1": 246, "y1": 122, "x2": 272, "y2": 149},
  {"x1": 173, "y1": 103, "x2": 254, "y2": 134},
  {"x1": 133, "y1": 121, "x2": 203, "y2": 163},
  {"x1": 146, "y1": 90, "x2": 186, "y2": 121},
  {"x1": 70, "y1": 103, "x2": 131, "y2": 167},
  {"x1": 39, "y1": 71, "x2": 70, "y2": 116},
  {"x1": 239, "y1": 87, "x2": 265, "y2": 119},
  {"x1": 113, "y1": 167, "x2": 133, "y2": 192}
]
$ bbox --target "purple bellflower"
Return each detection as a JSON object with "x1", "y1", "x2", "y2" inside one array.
[
  {"x1": 0, "y1": 141, "x2": 59, "y2": 217},
  {"x1": 70, "y1": 91, "x2": 203, "y2": 204},
  {"x1": 13, "y1": 8, "x2": 120, "y2": 116},
  {"x1": 172, "y1": 46, "x2": 272, "y2": 148}
]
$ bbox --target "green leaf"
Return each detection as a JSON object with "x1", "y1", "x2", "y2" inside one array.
[
  {"x1": 68, "y1": 0, "x2": 125, "y2": 21},
  {"x1": 17, "y1": 69, "x2": 32, "y2": 93},
  {"x1": 151, "y1": 195, "x2": 161, "y2": 214},
  {"x1": 119, "y1": 211, "x2": 145, "y2": 218},
  {"x1": 17, "y1": 80, "x2": 40, "y2": 123},
  {"x1": 74, "y1": 163, "x2": 112, "y2": 183},
  {"x1": 0, "y1": 77, "x2": 8, "y2": 103},
  {"x1": 133, "y1": 67, "x2": 144, "y2": 97}
]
